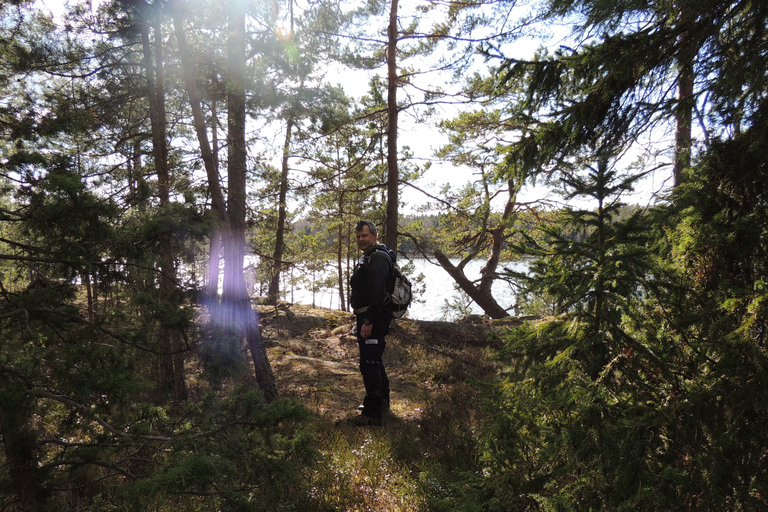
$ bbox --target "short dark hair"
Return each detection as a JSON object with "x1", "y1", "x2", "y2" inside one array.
[{"x1": 355, "y1": 220, "x2": 378, "y2": 235}]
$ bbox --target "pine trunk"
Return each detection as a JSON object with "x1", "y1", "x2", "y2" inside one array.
[
  {"x1": 434, "y1": 249, "x2": 510, "y2": 319},
  {"x1": 267, "y1": 118, "x2": 294, "y2": 304},
  {"x1": 142, "y1": 0, "x2": 187, "y2": 402},
  {"x1": 674, "y1": 5, "x2": 695, "y2": 187},
  {"x1": 226, "y1": 0, "x2": 277, "y2": 400},
  {"x1": 337, "y1": 221, "x2": 347, "y2": 311},
  {"x1": 385, "y1": 0, "x2": 399, "y2": 249}
]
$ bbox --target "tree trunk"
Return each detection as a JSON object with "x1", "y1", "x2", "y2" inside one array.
[
  {"x1": 478, "y1": 179, "x2": 517, "y2": 295},
  {"x1": 226, "y1": 0, "x2": 277, "y2": 401},
  {"x1": 172, "y1": 0, "x2": 276, "y2": 400},
  {"x1": 267, "y1": 118, "x2": 294, "y2": 304},
  {"x1": 246, "y1": 309, "x2": 277, "y2": 401},
  {"x1": 434, "y1": 179, "x2": 518, "y2": 319},
  {"x1": 170, "y1": 0, "x2": 230, "y2": 231},
  {"x1": 674, "y1": 5, "x2": 695, "y2": 187},
  {"x1": 84, "y1": 273, "x2": 94, "y2": 322},
  {"x1": 224, "y1": 0, "x2": 247, "y2": 310},
  {"x1": 172, "y1": 0, "x2": 233, "y2": 305},
  {"x1": 1, "y1": 388, "x2": 45, "y2": 512},
  {"x1": 337, "y1": 221, "x2": 347, "y2": 311},
  {"x1": 384, "y1": 0, "x2": 399, "y2": 249},
  {"x1": 141, "y1": 0, "x2": 187, "y2": 402},
  {"x1": 434, "y1": 249, "x2": 510, "y2": 319},
  {"x1": 206, "y1": 100, "x2": 221, "y2": 303},
  {"x1": 207, "y1": 228, "x2": 221, "y2": 299}
]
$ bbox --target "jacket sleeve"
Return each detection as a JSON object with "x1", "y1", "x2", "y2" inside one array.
[{"x1": 365, "y1": 251, "x2": 391, "y2": 319}]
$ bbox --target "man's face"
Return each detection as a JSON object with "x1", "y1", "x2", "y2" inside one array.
[{"x1": 355, "y1": 225, "x2": 377, "y2": 252}]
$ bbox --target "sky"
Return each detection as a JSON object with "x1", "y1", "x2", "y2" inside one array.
[
  {"x1": 330, "y1": 2, "x2": 675, "y2": 213},
  {"x1": 32, "y1": 0, "x2": 673, "y2": 213},
  {"x1": 34, "y1": 0, "x2": 71, "y2": 17}
]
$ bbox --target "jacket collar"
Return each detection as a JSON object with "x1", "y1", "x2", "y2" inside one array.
[{"x1": 364, "y1": 244, "x2": 387, "y2": 257}]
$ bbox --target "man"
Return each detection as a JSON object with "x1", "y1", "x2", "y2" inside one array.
[{"x1": 346, "y1": 220, "x2": 394, "y2": 426}]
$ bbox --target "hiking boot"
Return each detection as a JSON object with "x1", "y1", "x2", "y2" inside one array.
[
  {"x1": 342, "y1": 414, "x2": 383, "y2": 427},
  {"x1": 358, "y1": 398, "x2": 391, "y2": 415}
]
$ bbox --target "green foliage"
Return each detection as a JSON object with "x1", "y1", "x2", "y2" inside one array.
[
  {"x1": 496, "y1": 0, "x2": 768, "y2": 178},
  {"x1": 440, "y1": 287, "x2": 474, "y2": 321},
  {"x1": 312, "y1": 432, "x2": 429, "y2": 511},
  {"x1": 448, "y1": 122, "x2": 768, "y2": 510},
  {"x1": 0, "y1": 285, "x2": 150, "y2": 508},
  {"x1": 4, "y1": 0, "x2": 768, "y2": 510},
  {"x1": 12, "y1": 155, "x2": 120, "y2": 271},
  {"x1": 125, "y1": 388, "x2": 317, "y2": 512},
  {"x1": 512, "y1": 160, "x2": 651, "y2": 361}
]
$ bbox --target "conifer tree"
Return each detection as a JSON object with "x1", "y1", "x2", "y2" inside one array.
[
  {"x1": 332, "y1": 0, "x2": 526, "y2": 248},
  {"x1": 428, "y1": 108, "x2": 524, "y2": 319},
  {"x1": 468, "y1": 158, "x2": 658, "y2": 509},
  {"x1": 492, "y1": 0, "x2": 768, "y2": 187},
  {"x1": 262, "y1": 1, "x2": 349, "y2": 305},
  {"x1": 302, "y1": 79, "x2": 386, "y2": 310},
  {"x1": 637, "y1": 115, "x2": 768, "y2": 508}
]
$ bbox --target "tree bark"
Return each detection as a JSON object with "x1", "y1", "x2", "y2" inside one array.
[
  {"x1": 336, "y1": 220, "x2": 347, "y2": 311},
  {"x1": 478, "y1": 179, "x2": 516, "y2": 295},
  {"x1": 384, "y1": 0, "x2": 399, "y2": 249},
  {"x1": 267, "y1": 118, "x2": 294, "y2": 304},
  {"x1": 1, "y1": 385, "x2": 44, "y2": 512},
  {"x1": 226, "y1": 0, "x2": 277, "y2": 401},
  {"x1": 172, "y1": 0, "x2": 233, "y2": 304},
  {"x1": 141, "y1": 0, "x2": 187, "y2": 402},
  {"x1": 206, "y1": 100, "x2": 221, "y2": 302},
  {"x1": 84, "y1": 273, "x2": 94, "y2": 322},
  {"x1": 674, "y1": 4, "x2": 695, "y2": 187},
  {"x1": 434, "y1": 249, "x2": 510, "y2": 319},
  {"x1": 433, "y1": 179, "x2": 518, "y2": 319},
  {"x1": 224, "y1": 0, "x2": 247, "y2": 308},
  {"x1": 207, "y1": 228, "x2": 221, "y2": 299},
  {"x1": 170, "y1": 0, "x2": 230, "y2": 232},
  {"x1": 172, "y1": 0, "x2": 276, "y2": 400}
]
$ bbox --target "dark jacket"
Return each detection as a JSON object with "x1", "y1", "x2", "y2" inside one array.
[{"x1": 350, "y1": 244, "x2": 395, "y2": 322}]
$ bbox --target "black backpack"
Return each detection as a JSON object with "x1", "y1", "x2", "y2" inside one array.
[{"x1": 368, "y1": 246, "x2": 413, "y2": 318}]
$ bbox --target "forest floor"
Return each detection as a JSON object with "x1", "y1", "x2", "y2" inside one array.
[
  {"x1": 257, "y1": 303, "x2": 524, "y2": 426},
  {"x1": 241, "y1": 303, "x2": 531, "y2": 510}
]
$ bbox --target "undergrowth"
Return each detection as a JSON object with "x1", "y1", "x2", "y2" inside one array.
[{"x1": 264, "y1": 306, "x2": 502, "y2": 511}]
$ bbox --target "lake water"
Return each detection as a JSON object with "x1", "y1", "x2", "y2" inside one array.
[{"x1": 283, "y1": 258, "x2": 526, "y2": 321}]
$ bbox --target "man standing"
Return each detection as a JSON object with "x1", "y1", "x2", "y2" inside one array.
[{"x1": 346, "y1": 220, "x2": 394, "y2": 426}]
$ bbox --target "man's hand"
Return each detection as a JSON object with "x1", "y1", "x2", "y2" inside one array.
[{"x1": 360, "y1": 322, "x2": 373, "y2": 339}]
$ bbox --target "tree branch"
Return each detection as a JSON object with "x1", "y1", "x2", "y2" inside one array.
[{"x1": 29, "y1": 390, "x2": 172, "y2": 442}]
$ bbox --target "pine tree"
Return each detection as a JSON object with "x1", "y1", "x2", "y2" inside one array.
[
  {"x1": 493, "y1": 0, "x2": 768, "y2": 186},
  {"x1": 428, "y1": 109, "x2": 523, "y2": 319}
]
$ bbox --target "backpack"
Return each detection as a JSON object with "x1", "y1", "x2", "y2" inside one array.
[
  {"x1": 368, "y1": 246, "x2": 413, "y2": 318},
  {"x1": 386, "y1": 265, "x2": 413, "y2": 318}
]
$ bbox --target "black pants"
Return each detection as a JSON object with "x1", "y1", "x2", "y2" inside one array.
[{"x1": 356, "y1": 315, "x2": 390, "y2": 418}]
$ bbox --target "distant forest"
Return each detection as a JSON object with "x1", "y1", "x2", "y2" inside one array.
[{"x1": 292, "y1": 205, "x2": 644, "y2": 258}]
